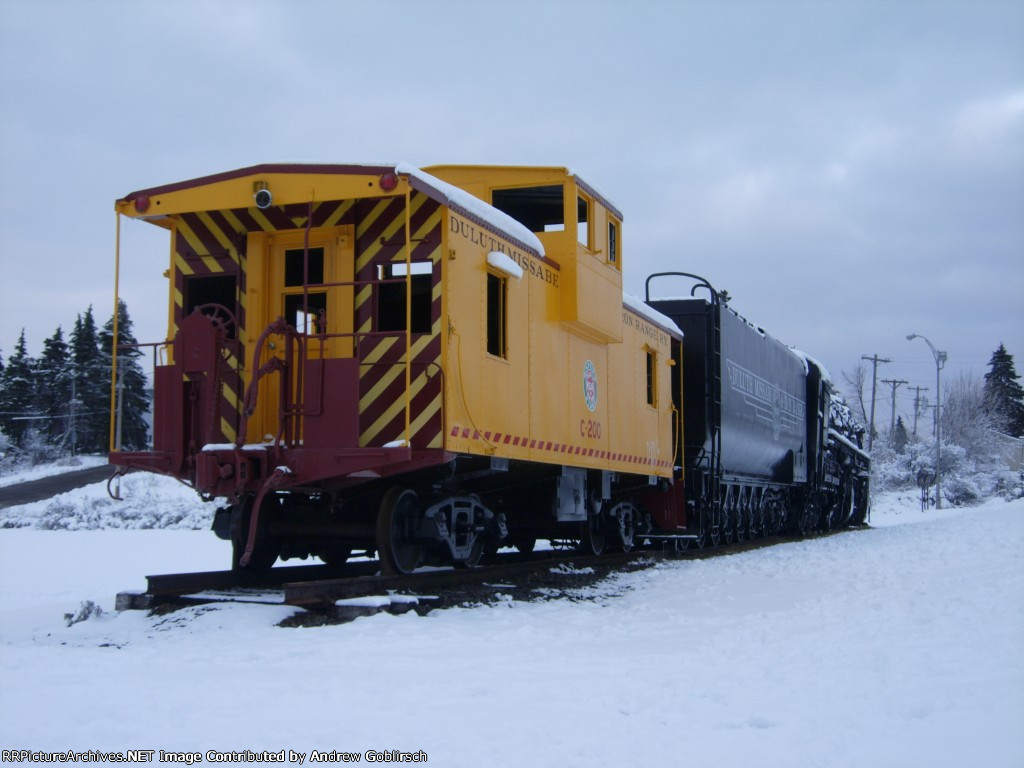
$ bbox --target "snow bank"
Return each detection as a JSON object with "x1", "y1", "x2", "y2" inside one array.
[{"x1": 0, "y1": 472, "x2": 213, "y2": 530}]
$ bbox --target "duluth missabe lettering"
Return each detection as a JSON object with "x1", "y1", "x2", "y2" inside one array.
[{"x1": 449, "y1": 215, "x2": 558, "y2": 288}]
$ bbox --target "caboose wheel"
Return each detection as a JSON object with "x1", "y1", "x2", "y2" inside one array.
[
  {"x1": 377, "y1": 488, "x2": 423, "y2": 575},
  {"x1": 454, "y1": 535, "x2": 485, "y2": 569},
  {"x1": 609, "y1": 502, "x2": 637, "y2": 552},
  {"x1": 513, "y1": 537, "x2": 537, "y2": 554},
  {"x1": 579, "y1": 511, "x2": 607, "y2": 556},
  {"x1": 319, "y1": 544, "x2": 352, "y2": 567}
]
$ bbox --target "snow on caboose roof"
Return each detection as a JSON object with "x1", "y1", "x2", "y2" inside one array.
[
  {"x1": 396, "y1": 163, "x2": 545, "y2": 258},
  {"x1": 623, "y1": 293, "x2": 683, "y2": 339}
]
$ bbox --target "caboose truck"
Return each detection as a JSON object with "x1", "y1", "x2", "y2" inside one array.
[{"x1": 109, "y1": 163, "x2": 869, "y2": 575}]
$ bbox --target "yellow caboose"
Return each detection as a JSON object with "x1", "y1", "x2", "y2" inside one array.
[{"x1": 110, "y1": 163, "x2": 685, "y2": 572}]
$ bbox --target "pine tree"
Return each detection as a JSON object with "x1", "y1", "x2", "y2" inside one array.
[
  {"x1": 69, "y1": 307, "x2": 106, "y2": 454},
  {"x1": 35, "y1": 326, "x2": 73, "y2": 447},
  {"x1": 99, "y1": 300, "x2": 150, "y2": 451},
  {"x1": 0, "y1": 330, "x2": 38, "y2": 446},
  {"x1": 984, "y1": 344, "x2": 1024, "y2": 437},
  {"x1": 893, "y1": 415, "x2": 909, "y2": 453}
]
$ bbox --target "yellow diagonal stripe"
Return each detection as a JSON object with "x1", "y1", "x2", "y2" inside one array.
[
  {"x1": 197, "y1": 211, "x2": 239, "y2": 263},
  {"x1": 175, "y1": 253, "x2": 195, "y2": 276},
  {"x1": 358, "y1": 334, "x2": 433, "y2": 411},
  {"x1": 323, "y1": 199, "x2": 354, "y2": 228},
  {"x1": 360, "y1": 371, "x2": 431, "y2": 445}
]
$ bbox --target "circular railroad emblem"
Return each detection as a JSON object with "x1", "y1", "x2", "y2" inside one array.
[{"x1": 583, "y1": 360, "x2": 598, "y2": 412}]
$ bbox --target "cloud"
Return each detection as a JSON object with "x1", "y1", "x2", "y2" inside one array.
[{"x1": 952, "y1": 89, "x2": 1024, "y2": 144}]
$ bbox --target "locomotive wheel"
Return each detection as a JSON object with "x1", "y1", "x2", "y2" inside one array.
[
  {"x1": 721, "y1": 505, "x2": 735, "y2": 545},
  {"x1": 692, "y1": 527, "x2": 707, "y2": 549},
  {"x1": 579, "y1": 512, "x2": 607, "y2": 556},
  {"x1": 709, "y1": 507, "x2": 722, "y2": 547},
  {"x1": 376, "y1": 488, "x2": 422, "y2": 575},
  {"x1": 230, "y1": 495, "x2": 279, "y2": 571},
  {"x1": 751, "y1": 497, "x2": 765, "y2": 539},
  {"x1": 691, "y1": 506, "x2": 708, "y2": 549},
  {"x1": 798, "y1": 498, "x2": 818, "y2": 536}
]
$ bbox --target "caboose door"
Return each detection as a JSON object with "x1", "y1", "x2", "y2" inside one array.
[{"x1": 251, "y1": 227, "x2": 355, "y2": 442}]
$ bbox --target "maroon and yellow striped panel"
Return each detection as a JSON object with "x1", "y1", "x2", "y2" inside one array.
[{"x1": 353, "y1": 193, "x2": 443, "y2": 449}]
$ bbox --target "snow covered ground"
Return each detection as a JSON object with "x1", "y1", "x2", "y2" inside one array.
[
  {"x1": 0, "y1": 454, "x2": 108, "y2": 488},
  {"x1": 1, "y1": 484, "x2": 1022, "y2": 767}
]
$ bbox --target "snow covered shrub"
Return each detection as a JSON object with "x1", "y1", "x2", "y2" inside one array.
[
  {"x1": 19, "y1": 427, "x2": 61, "y2": 466},
  {"x1": 867, "y1": 440, "x2": 906, "y2": 493},
  {"x1": 942, "y1": 473, "x2": 984, "y2": 506},
  {"x1": 2, "y1": 472, "x2": 212, "y2": 530},
  {"x1": 64, "y1": 600, "x2": 103, "y2": 627}
]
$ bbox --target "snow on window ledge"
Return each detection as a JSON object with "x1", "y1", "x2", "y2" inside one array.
[{"x1": 487, "y1": 251, "x2": 524, "y2": 280}]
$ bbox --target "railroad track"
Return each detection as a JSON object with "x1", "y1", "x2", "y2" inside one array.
[{"x1": 115, "y1": 528, "x2": 866, "y2": 624}]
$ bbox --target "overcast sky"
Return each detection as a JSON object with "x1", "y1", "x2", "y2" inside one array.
[{"x1": 1, "y1": 0, "x2": 1022, "y2": 429}]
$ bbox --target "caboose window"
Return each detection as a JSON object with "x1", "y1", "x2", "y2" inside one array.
[
  {"x1": 492, "y1": 185, "x2": 564, "y2": 233},
  {"x1": 608, "y1": 220, "x2": 619, "y2": 267},
  {"x1": 487, "y1": 272, "x2": 507, "y2": 359},
  {"x1": 284, "y1": 247, "x2": 324, "y2": 287},
  {"x1": 284, "y1": 292, "x2": 326, "y2": 334},
  {"x1": 376, "y1": 261, "x2": 432, "y2": 334},
  {"x1": 577, "y1": 194, "x2": 591, "y2": 248},
  {"x1": 184, "y1": 274, "x2": 237, "y2": 339},
  {"x1": 646, "y1": 348, "x2": 657, "y2": 406}
]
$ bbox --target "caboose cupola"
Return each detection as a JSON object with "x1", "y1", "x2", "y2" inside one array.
[{"x1": 424, "y1": 165, "x2": 625, "y2": 343}]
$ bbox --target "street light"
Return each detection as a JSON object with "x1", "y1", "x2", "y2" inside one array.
[{"x1": 907, "y1": 333, "x2": 947, "y2": 509}]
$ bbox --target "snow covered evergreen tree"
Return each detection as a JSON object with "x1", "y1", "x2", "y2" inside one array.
[
  {"x1": 0, "y1": 330, "x2": 37, "y2": 446},
  {"x1": 893, "y1": 416, "x2": 909, "y2": 453},
  {"x1": 35, "y1": 326, "x2": 73, "y2": 448},
  {"x1": 69, "y1": 307, "x2": 107, "y2": 454},
  {"x1": 983, "y1": 344, "x2": 1024, "y2": 437},
  {"x1": 99, "y1": 300, "x2": 150, "y2": 451}
]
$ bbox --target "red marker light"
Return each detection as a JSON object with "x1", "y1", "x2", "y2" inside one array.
[
  {"x1": 134, "y1": 195, "x2": 150, "y2": 213},
  {"x1": 379, "y1": 172, "x2": 398, "y2": 191}
]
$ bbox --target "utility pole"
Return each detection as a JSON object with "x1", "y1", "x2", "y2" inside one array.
[
  {"x1": 909, "y1": 385, "x2": 929, "y2": 437},
  {"x1": 861, "y1": 354, "x2": 891, "y2": 452},
  {"x1": 880, "y1": 378, "x2": 909, "y2": 440}
]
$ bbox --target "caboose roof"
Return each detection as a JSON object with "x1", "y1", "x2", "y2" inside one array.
[
  {"x1": 423, "y1": 164, "x2": 623, "y2": 221},
  {"x1": 117, "y1": 162, "x2": 545, "y2": 258}
]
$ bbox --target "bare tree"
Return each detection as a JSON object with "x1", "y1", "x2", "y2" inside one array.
[
  {"x1": 942, "y1": 373, "x2": 1001, "y2": 460},
  {"x1": 841, "y1": 362, "x2": 870, "y2": 426}
]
